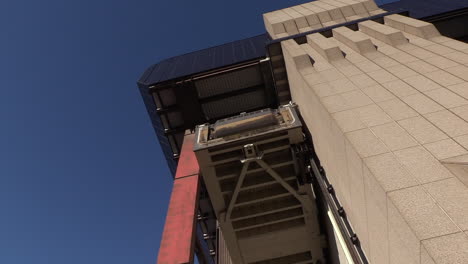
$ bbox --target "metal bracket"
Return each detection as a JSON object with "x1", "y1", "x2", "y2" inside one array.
[
  {"x1": 292, "y1": 143, "x2": 312, "y2": 185},
  {"x1": 225, "y1": 161, "x2": 250, "y2": 221},
  {"x1": 241, "y1": 143, "x2": 264, "y2": 163}
]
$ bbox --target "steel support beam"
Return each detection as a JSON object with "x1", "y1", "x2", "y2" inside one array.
[{"x1": 157, "y1": 132, "x2": 200, "y2": 264}]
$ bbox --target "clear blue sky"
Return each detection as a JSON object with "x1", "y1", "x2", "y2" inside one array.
[{"x1": 0, "y1": 0, "x2": 394, "y2": 263}]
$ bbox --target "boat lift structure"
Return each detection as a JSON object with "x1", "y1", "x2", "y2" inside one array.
[{"x1": 138, "y1": 1, "x2": 468, "y2": 263}]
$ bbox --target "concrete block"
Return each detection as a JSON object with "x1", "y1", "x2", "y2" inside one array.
[
  {"x1": 424, "y1": 138, "x2": 468, "y2": 160},
  {"x1": 370, "y1": 122, "x2": 419, "y2": 151},
  {"x1": 369, "y1": 9, "x2": 386, "y2": 16},
  {"x1": 424, "y1": 70, "x2": 465, "y2": 87},
  {"x1": 402, "y1": 93, "x2": 444, "y2": 115},
  {"x1": 424, "y1": 110, "x2": 468, "y2": 137},
  {"x1": 341, "y1": 89, "x2": 374, "y2": 109},
  {"x1": 384, "y1": 15, "x2": 405, "y2": 31},
  {"x1": 301, "y1": 44, "x2": 335, "y2": 72},
  {"x1": 288, "y1": 47, "x2": 314, "y2": 73},
  {"x1": 335, "y1": 63, "x2": 363, "y2": 77},
  {"x1": 430, "y1": 36, "x2": 454, "y2": 43},
  {"x1": 387, "y1": 198, "x2": 420, "y2": 264},
  {"x1": 307, "y1": 33, "x2": 345, "y2": 62},
  {"x1": 322, "y1": 94, "x2": 350, "y2": 113},
  {"x1": 349, "y1": 73, "x2": 378, "y2": 88},
  {"x1": 315, "y1": 86, "x2": 367, "y2": 114},
  {"x1": 332, "y1": 108, "x2": 367, "y2": 132},
  {"x1": 372, "y1": 56, "x2": 400, "y2": 68},
  {"x1": 399, "y1": 43, "x2": 421, "y2": 52},
  {"x1": 426, "y1": 55, "x2": 459, "y2": 69},
  {"x1": 334, "y1": 0, "x2": 365, "y2": 15},
  {"x1": 315, "y1": 78, "x2": 358, "y2": 98},
  {"x1": 356, "y1": 104, "x2": 393, "y2": 127},
  {"x1": 310, "y1": 82, "x2": 335, "y2": 98},
  {"x1": 309, "y1": 23, "x2": 324, "y2": 31},
  {"x1": 345, "y1": 139, "x2": 369, "y2": 253},
  {"x1": 346, "y1": 128, "x2": 389, "y2": 158},
  {"x1": 405, "y1": 34, "x2": 434, "y2": 47},
  {"x1": 359, "y1": 20, "x2": 408, "y2": 46},
  {"x1": 445, "y1": 65, "x2": 468, "y2": 82},
  {"x1": 361, "y1": 84, "x2": 396, "y2": 102},
  {"x1": 303, "y1": 2, "x2": 332, "y2": 23},
  {"x1": 367, "y1": 69, "x2": 398, "y2": 84},
  {"x1": 393, "y1": 146, "x2": 453, "y2": 183},
  {"x1": 297, "y1": 5, "x2": 322, "y2": 26},
  {"x1": 360, "y1": 0, "x2": 379, "y2": 12},
  {"x1": 382, "y1": 79, "x2": 419, "y2": 98},
  {"x1": 424, "y1": 177, "x2": 468, "y2": 231},
  {"x1": 363, "y1": 164, "x2": 389, "y2": 264},
  {"x1": 441, "y1": 39, "x2": 468, "y2": 51},
  {"x1": 345, "y1": 14, "x2": 364, "y2": 21},
  {"x1": 329, "y1": 9, "x2": 346, "y2": 23},
  {"x1": 304, "y1": 72, "x2": 327, "y2": 86},
  {"x1": 424, "y1": 88, "x2": 468, "y2": 109},
  {"x1": 378, "y1": 98, "x2": 419, "y2": 120},
  {"x1": 283, "y1": 19, "x2": 300, "y2": 35},
  {"x1": 299, "y1": 26, "x2": 313, "y2": 33},
  {"x1": 311, "y1": 82, "x2": 337, "y2": 98},
  {"x1": 422, "y1": 232, "x2": 468, "y2": 264},
  {"x1": 377, "y1": 45, "x2": 401, "y2": 56},
  {"x1": 329, "y1": 0, "x2": 356, "y2": 17},
  {"x1": 319, "y1": 68, "x2": 347, "y2": 82},
  {"x1": 454, "y1": 134, "x2": 468, "y2": 150},
  {"x1": 403, "y1": 75, "x2": 442, "y2": 92},
  {"x1": 329, "y1": 120, "x2": 351, "y2": 210},
  {"x1": 413, "y1": 49, "x2": 440, "y2": 62},
  {"x1": 388, "y1": 186, "x2": 459, "y2": 240},
  {"x1": 424, "y1": 44, "x2": 456, "y2": 56},
  {"x1": 314, "y1": 1, "x2": 344, "y2": 22},
  {"x1": 275, "y1": 32, "x2": 289, "y2": 38},
  {"x1": 441, "y1": 154, "x2": 468, "y2": 189},
  {"x1": 398, "y1": 116, "x2": 448, "y2": 144},
  {"x1": 451, "y1": 104, "x2": 468, "y2": 122},
  {"x1": 343, "y1": 49, "x2": 368, "y2": 64},
  {"x1": 421, "y1": 245, "x2": 436, "y2": 264},
  {"x1": 406, "y1": 60, "x2": 439, "y2": 74},
  {"x1": 364, "y1": 152, "x2": 419, "y2": 192},
  {"x1": 384, "y1": 14, "x2": 440, "y2": 39},
  {"x1": 386, "y1": 64, "x2": 418, "y2": 79},
  {"x1": 332, "y1": 26, "x2": 377, "y2": 54},
  {"x1": 332, "y1": 104, "x2": 392, "y2": 132},
  {"x1": 283, "y1": 8, "x2": 309, "y2": 30},
  {"x1": 390, "y1": 52, "x2": 420, "y2": 64},
  {"x1": 355, "y1": 61, "x2": 381, "y2": 73}
]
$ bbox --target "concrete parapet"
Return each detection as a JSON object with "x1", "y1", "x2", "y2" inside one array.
[
  {"x1": 263, "y1": 0, "x2": 385, "y2": 39},
  {"x1": 384, "y1": 14, "x2": 441, "y2": 39}
]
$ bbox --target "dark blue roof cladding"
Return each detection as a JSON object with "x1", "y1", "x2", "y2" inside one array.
[
  {"x1": 137, "y1": 83, "x2": 177, "y2": 175},
  {"x1": 139, "y1": 33, "x2": 269, "y2": 86},
  {"x1": 381, "y1": 0, "x2": 468, "y2": 19}
]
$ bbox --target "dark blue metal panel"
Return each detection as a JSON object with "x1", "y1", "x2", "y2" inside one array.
[
  {"x1": 381, "y1": 0, "x2": 468, "y2": 19},
  {"x1": 138, "y1": 34, "x2": 270, "y2": 86},
  {"x1": 138, "y1": 83, "x2": 177, "y2": 176}
]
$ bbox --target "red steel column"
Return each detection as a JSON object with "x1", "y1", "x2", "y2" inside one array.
[{"x1": 157, "y1": 132, "x2": 200, "y2": 264}]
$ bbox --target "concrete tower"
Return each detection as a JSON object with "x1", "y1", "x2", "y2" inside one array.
[{"x1": 264, "y1": 1, "x2": 468, "y2": 263}]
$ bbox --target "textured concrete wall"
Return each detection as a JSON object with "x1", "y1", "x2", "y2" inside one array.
[{"x1": 268, "y1": 1, "x2": 468, "y2": 263}]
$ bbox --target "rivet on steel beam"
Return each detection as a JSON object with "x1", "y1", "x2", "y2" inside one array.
[{"x1": 338, "y1": 207, "x2": 345, "y2": 217}]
